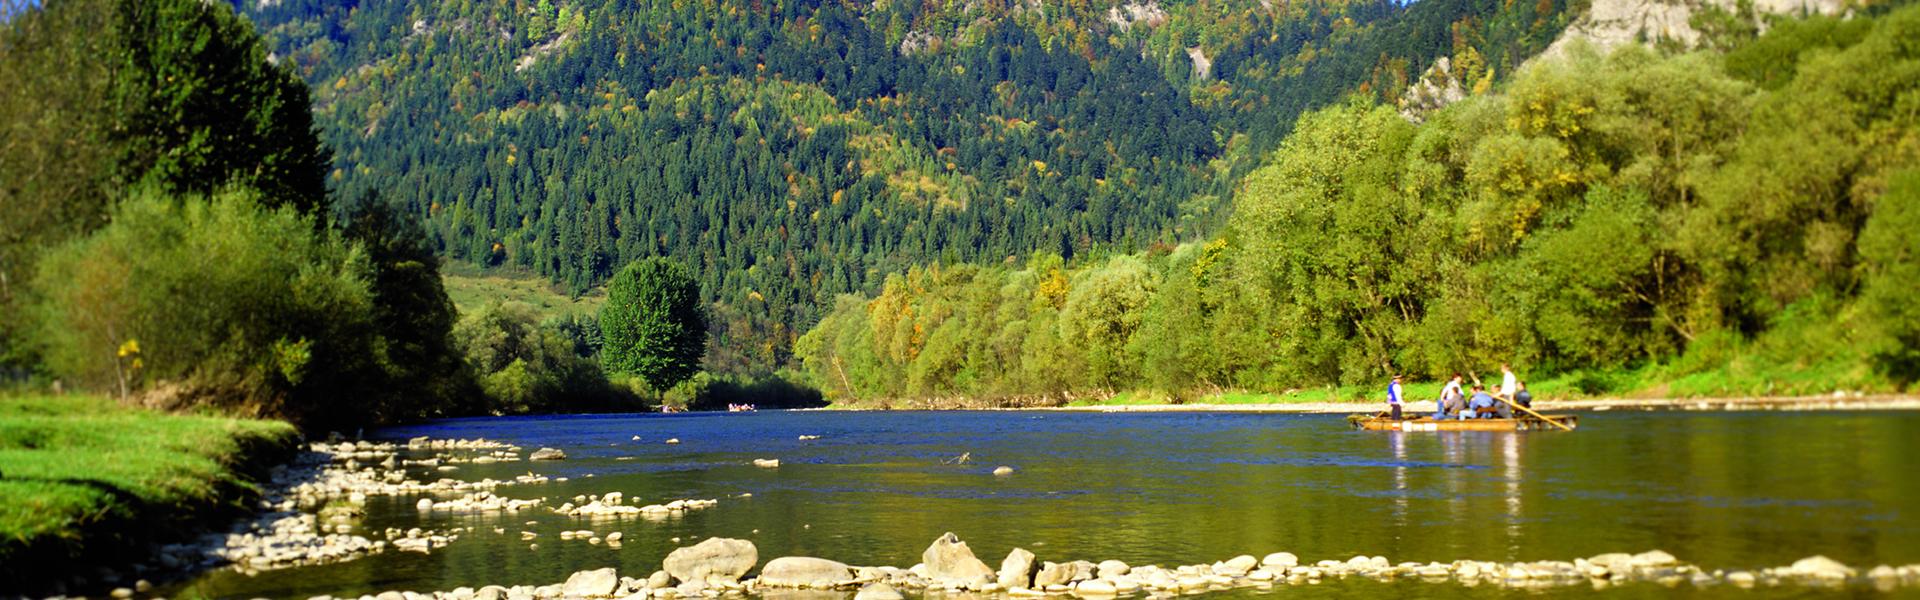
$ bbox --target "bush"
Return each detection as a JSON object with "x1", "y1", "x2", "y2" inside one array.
[
  {"x1": 28, "y1": 188, "x2": 382, "y2": 429},
  {"x1": 454, "y1": 302, "x2": 641, "y2": 414}
]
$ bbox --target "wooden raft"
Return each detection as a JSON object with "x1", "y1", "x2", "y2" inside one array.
[{"x1": 1347, "y1": 414, "x2": 1579, "y2": 432}]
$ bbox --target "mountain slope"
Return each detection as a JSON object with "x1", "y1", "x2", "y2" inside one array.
[{"x1": 234, "y1": 0, "x2": 1572, "y2": 374}]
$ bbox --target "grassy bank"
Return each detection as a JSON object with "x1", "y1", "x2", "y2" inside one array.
[{"x1": 0, "y1": 394, "x2": 299, "y2": 592}]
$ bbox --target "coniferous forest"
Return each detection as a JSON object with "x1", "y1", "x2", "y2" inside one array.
[{"x1": 232, "y1": 0, "x2": 1573, "y2": 377}]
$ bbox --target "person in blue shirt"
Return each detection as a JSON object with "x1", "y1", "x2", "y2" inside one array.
[
  {"x1": 1386, "y1": 375, "x2": 1404, "y2": 420},
  {"x1": 1464, "y1": 385, "x2": 1497, "y2": 420}
]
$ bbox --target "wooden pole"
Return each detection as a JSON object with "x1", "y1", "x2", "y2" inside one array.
[{"x1": 1496, "y1": 394, "x2": 1573, "y2": 431}]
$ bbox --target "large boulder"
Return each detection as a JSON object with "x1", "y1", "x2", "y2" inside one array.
[
  {"x1": 529, "y1": 448, "x2": 567, "y2": 460},
  {"x1": 664, "y1": 538, "x2": 759, "y2": 585},
  {"x1": 999, "y1": 548, "x2": 1038, "y2": 589},
  {"x1": 563, "y1": 568, "x2": 620, "y2": 597},
  {"x1": 1261, "y1": 552, "x2": 1298, "y2": 569},
  {"x1": 921, "y1": 532, "x2": 996, "y2": 585},
  {"x1": 759, "y1": 557, "x2": 855, "y2": 588}
]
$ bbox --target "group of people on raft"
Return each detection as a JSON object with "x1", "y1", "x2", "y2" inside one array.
[{"x1": 1382, "y1": 364, "x2": 1533, "y2": 420}]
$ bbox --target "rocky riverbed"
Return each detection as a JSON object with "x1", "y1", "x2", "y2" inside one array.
[{"x1": 262, "y1": 532, "x2": 1920, "y2": 600}]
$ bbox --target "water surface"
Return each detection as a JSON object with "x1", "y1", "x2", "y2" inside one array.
[{"x1": 165, "y1": 410, "x2": 1920, "y2": 599}]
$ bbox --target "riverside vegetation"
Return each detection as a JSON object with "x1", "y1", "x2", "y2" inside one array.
[{"x1": 796, "y1": 3, "x2": 1920, "y2": 406}]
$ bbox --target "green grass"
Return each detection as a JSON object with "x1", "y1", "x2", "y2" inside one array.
[
  {"x1": 442, "y1": 264, "x2": 605, "y2": 319},
  {"x1": 0, "y1": 394, "x2": 297, "y2": 582}
]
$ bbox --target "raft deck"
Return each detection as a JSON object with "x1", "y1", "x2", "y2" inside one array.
[{"x1": 1348, "y1": 414, "x2": 1579, "y2": 432}]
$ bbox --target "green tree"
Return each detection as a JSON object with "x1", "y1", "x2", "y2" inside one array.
[
  {"x1": 600, "y1": 258, "x2": 709, "y2": 393},
  {"x1": 1859, "y1": 170, "x2": 1920, "y2": 384}
]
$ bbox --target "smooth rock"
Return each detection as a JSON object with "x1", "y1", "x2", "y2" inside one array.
[
  {"x1": 1065, "y1": 560, "x2": 1097, "y2": 582},
  {"x1": 999, "y1": 547, "x2": 1038, "y2": 589},
  {"x1": 1073, "y1": 580, "x2": 1116, "y2": 596},
  {"x1": 1261, "y1": 553, "x2": 1299, "y2": 569},
  {"x1": 1587, "y1": 553, "x2": 1634, "y2": 572},
  {"x1": 529, "y1": 448, "x2": 567, "y2": 461},
  {"x1": 1096, "y1": 560, "x2": 1130, "y2": 578},
  {"x1": 853, "y1": 583, "x2": 904, "y2": 600},
  {"x1": 564, "y1": 568, "x2": 621, "y2": 597},
  {"x1": 663, "y1": 538, "x2": 758, "y2": 585},
  {"x1": 1788, "y1": 556, "x2": 1856, "y2": 579},
  {"x1": 759, "y1": 557, "x2": 855, "y2": 588},
  {"x1": 476, "y1": 589, "x2": 508, "y2": 600},
  {"x1": 1034, "y1": 562, "x2": 1073, "y2": 588},
  {"x1": 1218, "y1": 555, "x2": 1258, "y2": 577},
  {"x1": 921, "y1": 532, "x2": 997, "y2": 585},
  {"x1": 752, "y1": 459, "x2": 780, "y2": 468},
  {"x1": 648, "y1": 571, "x2": 674, "y2": 590},
  {"x1": 1632, "y1": 550, "x2": 1678, "y2": 567},
  {"x1": 607, "y1": 532, "x2": 624, "y2": 543},
  {"x1": 992, "y1": 466, "x2": 1014, "y2": 476}
]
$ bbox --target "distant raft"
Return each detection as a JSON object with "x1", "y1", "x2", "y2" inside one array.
[{"x1": 1348, "y1": 414, "x2": 1579, "y2": 432}]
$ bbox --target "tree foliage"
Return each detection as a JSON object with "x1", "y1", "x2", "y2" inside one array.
[
  {"x1": 601, "y1": 258, "x2": 710, "y2": 392},
  {"x1": 1, "y1": 0, "x2": 329, "y2": 371},
  {"x1": 796, "y1": 5, "x2": 1920, "y2": 402}
]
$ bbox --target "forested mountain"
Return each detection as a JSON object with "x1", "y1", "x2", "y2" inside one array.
[
  {"x1": 795, "y1": 3, "x2": 1920, "y2": 403},
  {"x1": 231, "y1": 0, "x2": 1573, "y2": 375}
]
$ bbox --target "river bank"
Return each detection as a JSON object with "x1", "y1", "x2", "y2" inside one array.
[{"x1": 0, "y1": 394, "x2": 300, "y2": 595}]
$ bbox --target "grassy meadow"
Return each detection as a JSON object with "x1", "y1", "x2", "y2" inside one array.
[{"x1": 443, "y1": 264, "x2": 604, "y2": 318}]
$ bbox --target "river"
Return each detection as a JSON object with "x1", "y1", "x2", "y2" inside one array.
[{"x1": 161, "y1": 410, "x2": 1920, "y2": 599}]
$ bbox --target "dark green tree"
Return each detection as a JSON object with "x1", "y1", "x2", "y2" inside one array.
[{"x1": 600, "y1": 258, "x2": 708, "y2": 393}]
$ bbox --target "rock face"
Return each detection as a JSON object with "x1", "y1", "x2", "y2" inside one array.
[
  {"x1": 529, "y1": 448, "x2": 567, "y2": 461},
  {"x1": 922, "y1": 532, "x2": 997, "y2": 586},
  {"x1": 664, "y1": 538, "x2": 759, "y2": 585},
  {"x1": 759, "y1": 557, "x2": 855, "y2": 588},
  {"x1": 1537, "y1": 0, "x2": 1844, "y2": 63},
  {"x1": 999, "y1": 548, "x2": 1038, "y2": 589},
  {"x1": 562, "y1": 568, "x2": 619, "y2": 597}
]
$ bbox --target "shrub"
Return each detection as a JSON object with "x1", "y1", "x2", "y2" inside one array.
[{"x1": 28, "y1": 188, "x2": 382, "y2": 429}]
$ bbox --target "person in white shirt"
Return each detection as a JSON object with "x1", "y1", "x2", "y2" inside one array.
[
  {"x1": 1500, "y1": 364, "x2": 1519, "y2": 403},
  {"x1": 1437, "y1": 373, "x2": 1465, "y2": 419}
]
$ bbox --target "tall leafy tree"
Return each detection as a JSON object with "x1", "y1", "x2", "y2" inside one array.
[{"x1": 600, "y1": 258, "x2": 709, "y2": 393}]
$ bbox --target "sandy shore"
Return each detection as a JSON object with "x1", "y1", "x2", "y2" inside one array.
[{"x1": 1032, "y1": 394, "x2": 1920, "y2": 414}]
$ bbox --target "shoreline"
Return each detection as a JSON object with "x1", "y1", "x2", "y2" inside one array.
[{"x1": 827, "y1": 394, "x2": 1920, "y2": 414}]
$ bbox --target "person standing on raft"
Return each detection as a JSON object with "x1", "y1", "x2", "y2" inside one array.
[{"x1": 1386, "y1": 375, "x2": 1405, "y2": 420}]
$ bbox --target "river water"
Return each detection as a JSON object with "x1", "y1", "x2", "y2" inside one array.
[{"x1": 163, "y1": 410, "x2": 1920, "y2": 599}]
